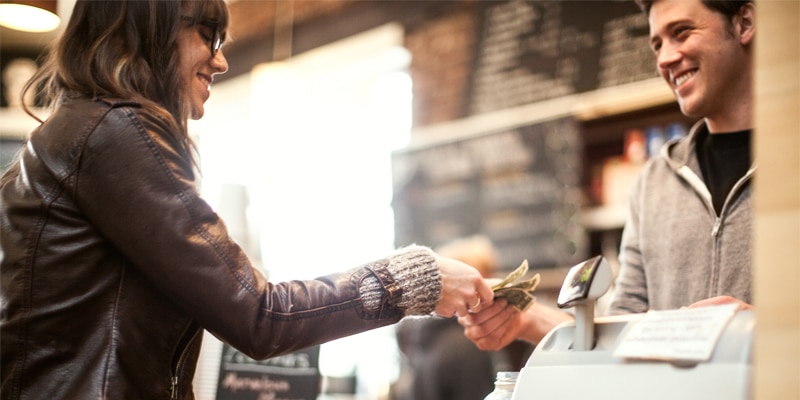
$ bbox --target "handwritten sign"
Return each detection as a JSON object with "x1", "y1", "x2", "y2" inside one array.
[
  {"x1": 469, "y1": 1, "x2": 655, "y2": 114},
  {"x1": 216, "y1": 344, "x2": 320, "y2": 400},
  {"x1": 613, "y1": 304, "x2": 738, "y2": 362}
]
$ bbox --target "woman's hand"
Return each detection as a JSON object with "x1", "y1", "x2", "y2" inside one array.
[{"x1": 434, "y1": 256, "x2": 494, "y2": 318}]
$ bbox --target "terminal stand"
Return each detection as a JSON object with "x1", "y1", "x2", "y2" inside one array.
[{"x1": 555, "y1": 255, "x2": 612, "y2": 351}]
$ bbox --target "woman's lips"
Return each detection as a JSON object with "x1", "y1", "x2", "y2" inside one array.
[{"x1": 198, "y1": 73, "x2": 212, "y2": 89}]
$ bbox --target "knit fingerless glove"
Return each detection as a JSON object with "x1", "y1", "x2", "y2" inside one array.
[{"x1": 359, "y1": 245, "x2": 442, "y2": 316}]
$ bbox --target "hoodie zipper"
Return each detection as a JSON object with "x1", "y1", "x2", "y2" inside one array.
[
  {"x1": 712, "y1": 166, "x2": 756, "y2": 238},
  {"x1": 677, "y1": 164, "x2": 755, "y2": 238},
  {"x1": 170, "y1": 323, "x2": 201, "y2": 400}
]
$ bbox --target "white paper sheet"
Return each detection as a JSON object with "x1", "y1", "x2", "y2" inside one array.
[{"x1": 613, "y1": 303, "x2": 739, "y2": 362}]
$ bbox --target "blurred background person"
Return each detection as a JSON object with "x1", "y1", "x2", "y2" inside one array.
[{"x1": 391, "y1": 235, "x2": 534, "y2": 400}]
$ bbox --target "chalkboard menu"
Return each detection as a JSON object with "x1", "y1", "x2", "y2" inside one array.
[
  {"x1": 392, "y1": 118, "x2": 587, "y2": 272},
  {"x1": 216, "y1": 344, "x2": 320, "y2": 400},
  {"x1": 469, "y1": 0, "x2": 656, "y2": 115}
]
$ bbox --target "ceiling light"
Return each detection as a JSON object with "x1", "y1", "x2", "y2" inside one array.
[{"x1": 0, "y1": 1, "x2": 60, "y2": 33}]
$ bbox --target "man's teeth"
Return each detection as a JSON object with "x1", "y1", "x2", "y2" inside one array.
[{"x1": 674, "y1": 71, "x2": 694, "y2": 86}]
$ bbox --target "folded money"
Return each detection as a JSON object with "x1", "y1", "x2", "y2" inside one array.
[{"x1": 492, "y1": 260, "x2": 541, "y2": 311}]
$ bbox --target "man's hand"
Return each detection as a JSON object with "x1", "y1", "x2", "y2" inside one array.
[
  {"x1": 688, "y1": 295, "x2": 753, "y2": 311},
  {"x1": 458, "y1": 299, "x2": 525, "y2": 351}
]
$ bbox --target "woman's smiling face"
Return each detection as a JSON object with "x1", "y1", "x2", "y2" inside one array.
[{"x1": 177, "y1": 19, "x2": 228, "y2": 120}]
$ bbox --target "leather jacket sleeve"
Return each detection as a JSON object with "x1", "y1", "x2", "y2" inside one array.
[{"x1": 60, "y1": 98, "x2": 440, "y2": 358}]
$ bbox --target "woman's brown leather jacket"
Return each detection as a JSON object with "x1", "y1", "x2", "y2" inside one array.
[{"x1": 0, "y1": 97, "x2": 440, "y2": 399}]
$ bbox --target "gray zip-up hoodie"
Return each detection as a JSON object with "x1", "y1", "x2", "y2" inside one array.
[{"x1": 608, "y1": 120, "x2": 755, "y2": 315}]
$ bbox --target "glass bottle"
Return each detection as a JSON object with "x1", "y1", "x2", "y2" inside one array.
[{"x1": 483, "y1": 371, "x2": 519, "y2": 400}]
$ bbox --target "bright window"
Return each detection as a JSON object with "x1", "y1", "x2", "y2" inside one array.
[{"x1": 190, "y1": 23, "x2": 411, "y2": 399}]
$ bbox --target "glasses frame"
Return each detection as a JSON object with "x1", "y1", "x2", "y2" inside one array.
[{"x1": 180, "y1": 16, "x2": 222, "y2": 58}]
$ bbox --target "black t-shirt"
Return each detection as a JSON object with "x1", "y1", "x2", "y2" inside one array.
[{"x1": 696, "y1": 129, "x2": 752, "y2": 215}]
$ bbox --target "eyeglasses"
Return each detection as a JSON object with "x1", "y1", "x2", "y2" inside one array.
[{"x1": 181, "y1": 16, "x2": 222, "y2": 58}]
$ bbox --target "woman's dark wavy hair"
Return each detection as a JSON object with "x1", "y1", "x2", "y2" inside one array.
[{"x1": 20, "y1": 0, "x2": 229, "y2": 165}]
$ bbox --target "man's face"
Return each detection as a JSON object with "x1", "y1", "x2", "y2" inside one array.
[{"x1": 648, "y1": 0, "x2": 750, "y2": 122}]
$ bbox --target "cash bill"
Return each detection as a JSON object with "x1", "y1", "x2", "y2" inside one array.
[
  {"x1": 494, "y1": 287, "x2": 536, "y2": 311},
  {"x1": 491, "y1": 260, "x2": 529, "y2": 291},
  {"x1": 492, "y1": 259, "x2": 540, "y2": 311}
]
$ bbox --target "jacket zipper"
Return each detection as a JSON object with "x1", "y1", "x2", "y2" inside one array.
[
  {"x1": 170, "y1": 376, "x2": 179, "y2": 400},
  {"x1": 170, "y1": 324, "x2": 201, "y2": 400}
]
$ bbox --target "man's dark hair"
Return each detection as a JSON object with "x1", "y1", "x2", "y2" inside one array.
[{"x1": 635, "y1": 0, "x2": 753, "y2": 22}]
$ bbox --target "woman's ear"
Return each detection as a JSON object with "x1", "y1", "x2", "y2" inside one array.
[{"x1": 737, "y1": 2, "x2": 755, "y2": 46}]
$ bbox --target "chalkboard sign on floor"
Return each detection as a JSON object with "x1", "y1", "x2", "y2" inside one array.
[{"x1": 216, "y1": 344, "x2": 321, "y2": 400}]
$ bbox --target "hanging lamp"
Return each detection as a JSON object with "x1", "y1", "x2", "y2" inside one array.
[{"x1": 0, "y1": 0, "x2": 60, "y2": 33}]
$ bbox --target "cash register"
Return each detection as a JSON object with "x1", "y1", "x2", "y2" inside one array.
[{"x1": 511, "y1": 256, "x2": 754, "y2": 400}]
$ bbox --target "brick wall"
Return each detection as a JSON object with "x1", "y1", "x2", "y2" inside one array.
[{"x1": 403, "y1": 3, "x2": 479, "y2": 126}]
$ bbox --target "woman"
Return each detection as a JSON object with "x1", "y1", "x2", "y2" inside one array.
[{"x1": 0, "y1": 1, "x2": 493, "y2": 399}]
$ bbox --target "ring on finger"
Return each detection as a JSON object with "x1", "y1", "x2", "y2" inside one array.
[{"x1": 469, "y1": 297, "x2": 481, "y2": 309}]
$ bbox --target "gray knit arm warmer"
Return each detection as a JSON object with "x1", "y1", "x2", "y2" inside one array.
[{"x1": 359, "y1": 245, "x2": 442, "y2": 316}]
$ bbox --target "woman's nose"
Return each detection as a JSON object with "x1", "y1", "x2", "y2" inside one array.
[{"x1": 211, "y1": 50, "x2": 229, "y2": 75}]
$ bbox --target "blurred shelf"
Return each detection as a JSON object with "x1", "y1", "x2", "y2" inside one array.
[
  {"x1": 578, "y1": 204, "x2": 628, "y2": 231},
  {"x1": 538, "y1": 266, "x2": 571, "y2": 290},
  {"x1": 407, "y1": 78, "x2": 673, "y2": 151}
]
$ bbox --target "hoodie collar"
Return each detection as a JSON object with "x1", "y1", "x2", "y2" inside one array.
[{"x1": 663, "y1": 119, "x2": 708, "y2": 176}]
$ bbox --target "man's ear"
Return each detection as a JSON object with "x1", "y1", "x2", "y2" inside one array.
[{"x1": 737, "y1": 2, "x2": 755, "y2": 46}]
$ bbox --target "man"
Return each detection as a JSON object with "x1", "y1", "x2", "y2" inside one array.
[{"x1": 459, "y1": 0, "x2": 756, "y2": 350}]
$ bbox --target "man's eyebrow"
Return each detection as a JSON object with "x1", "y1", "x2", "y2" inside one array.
[
  {"x1": 663, "y1": 18, "x2": 694, "y2": 33},
  {"x1": 649, "y1": 18, "x2": 692, "y2": 43}
]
